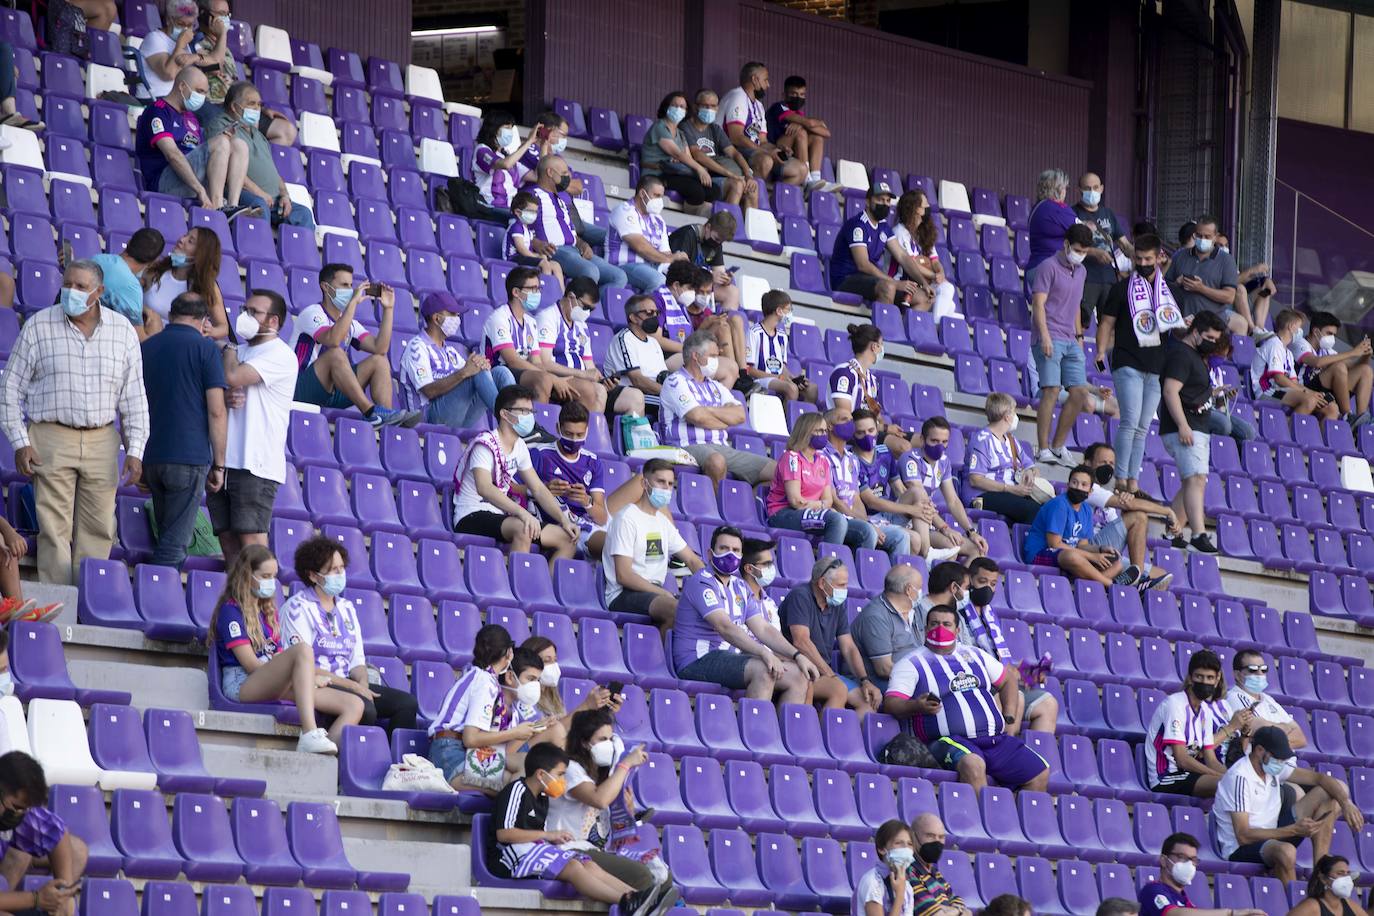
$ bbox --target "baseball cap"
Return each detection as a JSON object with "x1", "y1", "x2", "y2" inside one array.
[
  {"x1": 420, "y1": 291, "x2": 460, "y2": 320},
  {"x1": 1251, "y1": 725, "x2": 1293, "y2": 760},
  {"x1": 869, "y1": 181, "x2": 894, "y2": 198}
]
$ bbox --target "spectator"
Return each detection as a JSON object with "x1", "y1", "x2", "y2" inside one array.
[
  {"x1": 138, "y1": 0, "x2": 202, "y2": 100},
  {"x1": 1218, "y1": 233, "x2": 1278, "y2": 332},
  {"x1": 492, "y1": 648, "x2": 560, "y2": 776},
  {"x1": 1288, "y1": 856, "x2": 1368, "y2": 916},
  {"x1": 0, "y1": 260, "x2": 147, "y2": 585},
  {"x1": 207, "y1": 82, "x2": 315, "y2": 229},
  {"x1": 549, "y1": 709, "x2": 674, "y2": 900},
  {"x1": 139, "y1": 292, "x2": 226, "y2": 570},
  {"x1": 89, "y1": 228, "x2": 165, "y2": 337},
  {"x1": 851, "y1": 563, "x2": 924, "y2": 692},
  {"x1": 1139, "y1": 832, "x2": 1264, "y2": 916},
  {"x1": 505, "y1": 191, "x2": 565, "y2": 285},
  {"x1": 1082, "y1": 443, "x2": 1177, "y2": 591},
  {"x1": 680, "y1": 264, "x2": 746, "y2": 384},
  {"x1": 192, "y1": 0, "x2": 235, "y2": 111},
  {"x1": 826, "y1": 406, "x2": 910, "y2": 560},
  {"x1": 668, "y1": 210, "x2": 744, "y2": 316},
  {"x1": 1213, "y1": 726, "x2": 1362, "y2": 881},
  {"x1": 1219, "y1": 649, "x2": 1308, "y2": 758},
  {"x1": 293, "y1": 266, "x2": 417, "y2": 426},
  {"x1": 212, "y1": 290, "x2": 295, "y2": 567},
  {"x1": 1094, "y1": 234, "x2": 1179, "y2": 493},
  {"x1": 830, "y1": 182, "x2": 919, "y2": 305},
  {"x1": 451, "y1": 385, "x2": 578, "y2": 554},
  {"x1": 1166, "y1": 215, "x2": 1252, "y2": 334},
  {"x1": 985, "y1": 897, "x2": 1032, "y2": 916},
  {"x1": 0, "y1": 508, "x2": 58, "y2": 623},
  {"x1": 765, "y1": 412, "x2": 848, "y2": 544},
  {"x1": 0, "y1": 750, "x2": 88, "y2": 915},
  {"x1": 535, "y1": 276, "x2": 607, "y2": 412},
  {"x1": 1031, "y1": 223, "x2": 1095, "y2": 464},
  {"x1": 281, "y1": 535, "x2": 419, "y2": 735},
  {"x1": 1251, "y1": 309, "x2": 1337, "y2": 418},
  {"x1": 208, "y1": 544, "x2": 362, "y2": 754},
  {"x1": 474, "y1": 111, "x2": 539, "y2": 223},
  {"x1": 530, "y1": 157, "x2": 628, "y2": 290},
  {"x1": 856, "y1": 819, "x2": 916, "y2": 916},
  {"x1": 652, "y1": 259, "x2": 698, "y2": 353},
  {"x1": 135, "y1": 67, "x2": 255, "y2": 221},
  {"x1": 780, "y1": 555, "x2": 884, "y2": 715},
  {"x1": 482, "y1": 265, "x2": 561, "y2": 408},
  {"x1": 660, "y1": 329, "x2": 775, "y2": 486},
  {"x1": 883, "y1": 605, "x2": 1049, "y2": 792},
  {"x1": 1097, "y1": 900, "x2": 1139, "y2": 916},
  {"x1": 905, "y1": 813, "x2": 969, "y2": 916},
  {"x1": 736, "y1": 539, "x2": 786, "y2": 631},
  {"x1": 401, "y1": 292, "x2": 512, "y2": 429},
  {"x1": 487, "y1": 743, "x2": 668, "y2": 916},
  {"x1": 1159, "y1": 310, "x2": 1227, "y2": 553},
  {"x1": 529, "y1": 111, "x2": 573, "y2": 168},
  {"x1": 851, "y1": 409, "x2": 932, "y2": 551},
  {"x1": 642, "y1": 91, "x2": 717, "y2": 208},
  {"x1": 602, "y1": 459, "x2": 703, "y2": 628},
  {"x1": 531, "y1": 402, "x2": 609, "y2": 561},
  {"x1": 1202, "y1": 334, "x2": 1256, "y2": 441},
  {"x1": 522, "y1": 637, "x2": 623, "y2": 749},
  {"x1": 719, "y1": 62, "x2": 809, "y2": 187},
  {"x1": 601, "y1": 294, "x2": 659, "y2": 422},
  {"x1": 1293, "y1": 310, "x2": 1374, "y2": 428},
  {"x1": 608, "y1": 175, "x2": 683, "y2": 293},
  {"x1": 672, "y1": 525, "x2": 818, "y2": 699},
  {"x1": 897, "y1": 417, "x2": 989, "y2": 562},
  {"x1": 428, "y1": 624, "x2": 532, "y2": 791},
  {"x1": 744, "y1": 290, "x2": 815, "y2": 403},
  {"x1": 1144, "y1": 649, "x2": 1231, "y2": 798},
  {"x1": 963, "y1": 392, "x2": 1041, "y2": 525},
  {"x1": 886, "y1": 190, "x2": 957, "y2": 319},
  {"x1": 1026, "y1": 168, "x2": 1078, "y2": 284},
  {"x1": 0, "y1": 41, "x2": 39, "y2": 137},
  {"x1": 764, "y1": 75, "x2": 831, "y2": 191},
  {"x1": 1073, "y1": 172, "x2": 1133, "y2": 326},
  {"x1": 681, "y1": 90, "x2": 757, "y2": 211},
  {"x1": 828, "y1": 323, "x2": 910, "y2": 453},
  {"x1": 1022, "y1": 464, "x2": 1135, "y2": 586},
  {"x1": 141, "y1": 228, "x2": 229, "y2": 338}
]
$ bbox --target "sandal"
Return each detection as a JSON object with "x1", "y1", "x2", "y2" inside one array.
[
  {"x1": 0, "y1": 113, "x2": 43, "y2": 131},
  {"x1": 10, "y1": 602, "x2": 62, "y2": 624}
]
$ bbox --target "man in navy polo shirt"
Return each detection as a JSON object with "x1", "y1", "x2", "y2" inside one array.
[
  {"x1": 140, "y1": 292, "x2": 227, "y2": 569},
  {"x1": 828, "y1": 182, "x2": 919, "y2": 305}
]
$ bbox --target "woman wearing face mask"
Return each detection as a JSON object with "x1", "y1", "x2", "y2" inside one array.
[
  {"x1": 142, "y1": 228, "x2": 228, "y2": 338},
  {"x1": 1291, "y1": 856, "x2": 1367, "y2": 916},
  {"x1": 519, "y1": 636, "x2": 622, "y2": 749},
  {"x1": 280, "y1": 536, "x2": 419, "y2": 739},
  {"x1": 473, "y1": 112, "x2": 539, "y2": 223},
  {"x1": 856, "y1": 820, "x2": 916, "y2": 916},
  {"x1": 137, "y1": 0, "x2": 202, "y2": 100},
  {"x1": 209, "y1": 544, "x2": 363, "y2": 754},
  {"x1": 963, "y1": 392, "x2": 1042, "y2": 525},
  {"x1": 643, "y1": 91, "x2": 717, "y2": 208},
  {"x1": 765, "y1": 413, "x2": 849, "y2": 545}
]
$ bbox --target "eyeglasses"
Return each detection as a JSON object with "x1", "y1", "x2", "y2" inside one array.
[
  {"x1": 504, "y1": 407, "x2": 533, "y2": 417},
  {"x1": 520, "y1": 286, "x2": 541, "y2": 293},
  {"x1": 629, "y1": 309, "x2": 655, "y2": 319},
  {"x1": 1167, "y1": 853, "x2": 1200, "y2": 866}
]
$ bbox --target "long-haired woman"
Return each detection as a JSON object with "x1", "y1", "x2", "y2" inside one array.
[{"x1": 142, "y1": 228, "x2": 228, "y2": 338}]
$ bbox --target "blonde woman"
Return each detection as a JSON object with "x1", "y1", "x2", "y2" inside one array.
[
  {"x1": 520, "y1": 635, "x2": 622, "y2": 748},
  {"x1": 208, "y1": 544, "x2": 365, "y2": 754},
  {"x1": 764, "y1": 411, "x2": 848, "y2": 544}
]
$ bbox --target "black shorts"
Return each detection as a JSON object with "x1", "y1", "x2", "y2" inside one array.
[
  {"x1": 1151, "y1": 772, "x2": 1203, "y2": 796},
  {"x1": 608, "y1": 589, "x2": 659, "y2": 615},
  {"x1": 837, "y1": 273, "x2": 883, "y2": 300},
  {"x1": 205, "y1": 468, "x2": 279, "y2": 535},
  {"x1": 606, "y1": 387, "x2": 659, "y2": 423},
  {"x1": 454, "y1": 510, "x2": 509, "y2": 541},
  {"x1": 1229, "y1": 785, "x2": 1299, "y2": 862},
  {"x1": 1307, "y1": 375, "x2": 1333, "y2": 397}
]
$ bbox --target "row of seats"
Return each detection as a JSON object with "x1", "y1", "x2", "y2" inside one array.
[{"x1": 78, "y1": 881, "x2": 471, "y2": 916}]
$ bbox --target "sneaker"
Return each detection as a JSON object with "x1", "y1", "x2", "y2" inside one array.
[
  {"x1": 1138, "y1": 572, "x2": 1174, "y2": 593},
  {"x1": 1052, "y1": 446, "x2": 1074, "y2": 465},
  {"x1": 805, "y1": 176, "x2": 827, "y2": 192},
  {"x1": 621, "y1": 885, "x2": 657, "y2": 916},
  {"x1": 1353, "y1": 412, "x2": 1373, "y2": 430},
  {"x1": 220, "y1": 203, "x2": 260, "y2": 222},
  {"x1": 668, "y1": 556, "x2": 690, "y2": 577},
  {"x1": 648, "y1": 883, "x2": 680, "y2": 916},
  {"x1": 927, "y1": 545, "x2": 960, "y2": 563},
  {"x1": 0, "y1": 597, "x2": 35, "y2": 623},
  {"x1": 1189, "y1": 533, "x2": 1219, "y2": 554},
  {"x1": 1036, "y1": 447, "x2": 1060, "y2": 465},
  {"x1": 296, "y1": 728, "x2": 338, "y2": 755},
  {"x1": 522, "y1": 423, "x2": 557, "y2": 445},
  {"x1": 633, "y1": 806, "x2": 655, "y2": 824},
  {"x1": 368, "y1": 406, "x2": 423, "y2": 428},
  {"x1": 1113, "y1": 564, "x2": 1142, "y2": 587},
  {"x1": 1165, "y1": 528, "x2": 1188, "y2": 549}
]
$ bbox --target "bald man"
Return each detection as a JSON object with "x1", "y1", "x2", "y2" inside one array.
[
  {"x1": 908, "y1": 813, "x2": 971, "y2": 916},
  {"x1": 1073, "y1": 171, "x2": 1134, "y2": 328}
]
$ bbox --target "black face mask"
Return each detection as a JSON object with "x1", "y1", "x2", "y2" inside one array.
[
  {"x1": 1136, "y1": 265, "x2": 1156, "y2": 280},
  {"x1": 785, "y1": 95, "x2": 805, "y2": 110},
  {"x1": 0, "y1": 807, "x2": 24, "y2": 831},
  {"x1": 1196, "y1": 337, "x2": 1219, "y2": 355},
  {"x1": 1190, "y1": 681, "x2": 1215, "y2": 701},
  {"x1": 639, "y1": 315, "x2": 660, "y2": 335},
  {"x1": 1065, "y1": 488, "x2": 1090, "y2": 505},
  {"x1": 871, "y1": 203, "x2": 891, "y2": 221},
  {"x1": 1094, "y1": 465, "x2": 1114, "y2": 486},
  {"x1": 555, "y1": 174, "x2": 572, "y2": 192},
  {"x1": 969, "y1": 585, "x2": 995, "y2": 608},
  {"x1": 918, "y1": 841, "x2": 944, "y2": 864},
  {"x1": 753, "y1": 87, "x2": 766, "y2": 101}
]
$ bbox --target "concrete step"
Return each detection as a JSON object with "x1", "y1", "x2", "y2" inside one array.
[
  {"x1": 343, "y1": 837, "x2": 470, "y2": 892},
  {"x1": 199, "y1": 741, "x2": 339, "y2": 799},
  {"x1": 69, "y1": 657, "x2": 209, "y2": 710}
]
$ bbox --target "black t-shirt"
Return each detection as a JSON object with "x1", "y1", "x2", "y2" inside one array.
[
  {"x1": 487, "y1": 778, "x2": 547, "y2": 877},
  {"x1": 778, "y1": 582, "x2": 851, "y2": 663},
  {"x1": 1103, "y1": 277, "x2": 1180, "y2": 376},
  {"x1": 1072, "y1": 203, "x2": 1124, "y2": 285},
  {"x1": 668, "y1": 223, "x2": 724, "y2": 268},
  {"x1": 1158, "y1": 338, "x2": 1212, "y2": 436}
]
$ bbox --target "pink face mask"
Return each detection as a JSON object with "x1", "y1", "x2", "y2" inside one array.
[{"x1": 925, "y1": 625, "x2": 958, "y2": 650}]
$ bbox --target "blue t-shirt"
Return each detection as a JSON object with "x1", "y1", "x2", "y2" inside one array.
[
  {"x1": 89, "y1": 254, "x2": 144, "y2": 325},
  {"x1": 140, "y1": 323, "x2": 227, "y2": 465},
  {"x1": 829, "y1": 213, "x2": 891, "y2": 288},
  {"x1": 1138, "y1": 881, "x2": 1192, "y2": 916},
  {"x1": 1022, "y1": 493, "x2": 1094, "y2": 561},
  {"x1": 135, "y1": 98, "x2": 202, "y2": 194},
  {"x1": 215, "y1": 600, "x2": 280, "y2": 668}
]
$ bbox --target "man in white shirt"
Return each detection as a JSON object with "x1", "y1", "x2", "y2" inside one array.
[
  {"x1": 212, "y1": 291, "x2": 297, "y2": 568},
  {"x1": 400, "y1": 292, "x2": 514, "y2": 428},
  {"x1": 483, "y1": 266, "x2": 558, "y2": 407},
  {"x1": 719, "y1": 61, "x2": 808, "y2": 188},
  {"x1": 1082, "y1": 443, "x2": 1176, "y2": 591},
  {"x1": 294, "y1": 264, "x2": 419, "y2": 427},
  {"x1": 602, "y1": 459, "x2": 703, "y2": 627},
  {"x1": 1212, "y1": 726, "x2": 1362, "y2": 882},
  {"x1": 1217, "y1": 650, "x2": 1307, "y2": 763},
  {"x1": 602, "y1": 294, "x2": 657, "y2": 422},
  {"x1": 1143, "y1": 650, "x2": 1236, "y2": 799},
  {"x1": 1250, "y1": 309, "x2": 1336, "y2": 419},
  {"x1": 535, "y1": 276, "x2": 607, "y2": 412},
  {"x1": 606, "y1": 175, "x2": 685, "y2": 293}
]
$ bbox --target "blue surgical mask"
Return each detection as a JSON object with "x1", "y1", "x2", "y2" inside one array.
[
  {"x1": 826, "y1": 583, "x2": 848, "y2": 608},
  {"x1": 1262, "y1": 756, "x2": 1287, "y2": 777},
  {"x1": 1080, "y1": 189, "x2": 1101, "y2": 206},
  {"x1": 241, "y1": 107, "x2": 261, "y2": 127},
  {"x1": 319, "y1": 572, "x2": 347, "y2": 597},
  {"x1": 185, "y1": 90, "x2": 206, "y2": 112},
  {"x1": 510, "y1": 412, "x2": 535, "y2": 437},
  {"x1": 497, "y1": 126, "x2": 517, "y2": 149},
  {"x1": 331, "y1": 286, "x2": 353, "y2": 309},
  {"x1": 1243, "y1": 674, "x2": 1268, "y2": 694},
  {"x1": 523, "y1": 290, "x2": 542, "y2": 311},
  {"x1": 551, "y1": 138, "x2": 567, "y2": 155},
  {"x1": 170, "y1": 251, "x2": 189, "y2": 268},
  {"x1": 1195, "y1": 237, "x2": 1215, "y2": 255},
  {"x1": 886, "y1": 847, "x2": 915, "y2": 870},
  {"x1": 697, "y1": 108, "x2": 716, "y2": 124},
  {"x1": 253, "y1": 577, "x2": 277, "y2": 598},
  {"x1": 666, "y1": 106, "x2": 686, "y2": 125},
  {"x1": 648, "y1": 487, "x2": 672, "y2": 509},
  {"x1": 171, "y1": 25, "x2": 186, "y2": 40},
  {"x1": 60, "y1": 286, "x2": 90, "y2": 317}
]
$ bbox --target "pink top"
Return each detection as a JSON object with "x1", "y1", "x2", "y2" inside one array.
[{"x1": 766, "y1": 449, "x2": 833, "y2": 516}]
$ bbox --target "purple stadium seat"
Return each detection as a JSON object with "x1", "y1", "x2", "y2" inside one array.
[
  {"x1": 50, "y1": 784, "x2": 124, "y2": 876},
  {"x1": 289, "y1": 801, "x2": 407, "y2": 890},
  {"x1": 725, "y1": 760, "x2": 785, "y2": 833},
  {"x1": 690, "y1": 692, "x2": 748, "y2": 760},
  {"x1": 88, "y1": 703, "x2": 157, "y2": 785},
  {"x1": 800, "y1": 836, "x2": 851, "y2": 910},
  {"x1": 411, "y1": 660, "x2": 456, "y2": 723},
  {"x1": 739, "y1": 698, "x2": 790, "y2": 765},
  {"x1": 132, "y1": 564, "x2": 197, "y2": 642},
  {"x1": 76, "y1": 877, "x2": 136, "y2": 915},
  {"x1": 145, "y1": 706, "x2": 262, "y2": 797},
  {"x1": 172, "y1": 793, "x2": 245, "y2": 882},
  {"x1": 388, "y1": 594, "x2": 444, "y2": 663},
  {"x1": 339, "y1": 725, "x2": 457, "y2": 810},
  {"x1": 11, "y1": 620, "x2": 130, "y2": 706},
  {"x1": 1059, "y1": 733, "x2": 1112, "y2": 799},
  {"x1": 939, "y1": 782, "x2": 995, "y2": 851},
  {"x1": 1093, "y1": 798, "x2": 1150, "y2": 865},
  {"x1": 140, "y1": 882, "x2": 196, "y2": 916},
  {"x1": 1018, "y1": 790, "x2": 1073, "y2": 859},
  {"x1": 110, "y1": 788, "x2": 183, "y2": 878},
  {"x1": 756, "y1": 832, "x2": 816, "y2": 912},
  {"x1": 231, "y1": 797, "x2": 303, "y2": 886},
  {"x1": 77, "y1": 558, "x2": 142, "y2": 630},
  {"x1": 812, "y1": 768, "x2": 868, "y2": 840},
  {"x1": 778, "y1": 703, "x2": 831, "y2": 769},
  {"x1": 820, "y1": 707, "x2": 874, "y2": 773},
  {"x1": 708, "y1": 827, "x2": 775, "y2": 907},
  {"x1": 678, "y1": 755, "x2": 737, "y2": 829},
  {"x1": 662, "y1": 824, "x2": 729, "y2": 904},
  {"x1": 631, "y1": 752, "x2": 691, "y2": 825}
]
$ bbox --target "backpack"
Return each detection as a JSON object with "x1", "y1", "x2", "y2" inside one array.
[
  {"x1": 39, "y1": 0, "x2": 89, "y2": 57},
  {"x1": 879, "y1": 733, "x2": 938, "y2": 770},
  {"x1": 444, "y1": 177, "x2": 487, "y2": 221}
]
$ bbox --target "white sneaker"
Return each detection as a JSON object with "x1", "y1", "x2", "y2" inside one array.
[
  {"x1": 297, "y1": 728, "x2": 338, "y2": 755},
  {"x1": 927, "y1": 545, "x2": 961, "y2": 563},
  {"x1": 1052, "y1": 446, "x2": 1075, "y2": 465},
  {"x1": 1036, "y1": 447, "x2": 1059, "y2": 465}
]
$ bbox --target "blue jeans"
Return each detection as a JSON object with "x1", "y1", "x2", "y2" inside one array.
[
  {"x1": 1201, "y1": 408, "x2": 1255, "y2": 442},
  {"x1": 144, "y1": 462, "x2": 210, "y2": 570},
  {"x1": 239, "y1": 188, "x2": 316, "y2": 229},
  {"x1": 844, "y1": 517, "x2": 878, "y2": 551},
  {"x1": 874, "y1": 522, "x2": 911, "y2": 561},
  {"x1": 553, "y1": 245, "x2": 626, "y2": 289},
  {"x1": 621, "y1": 262, "x2": 665, "y2": 294},
  {"x1": 1111, "y1": 366, "x2": 1161, "y2": 481},
  {"x1": 768, "y1": 508, "x2": 848, "y2": 545},
  {"x1": 425, "y1": 367, "x2": 513, "y2": 429},
  {"x1": 580, "y1": 225, "x2": 607, "y2": 247}
]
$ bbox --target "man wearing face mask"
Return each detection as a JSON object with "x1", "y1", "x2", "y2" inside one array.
[
  {"x1": 1082, "y1": 443, "x2": 1176, "y2": 591},
  {"x1": 779, "y1": 556, "x2": 884, "y2": 716},
  {"x1": 1031, "y1": 223, "x2": 1095, "y2": 465},
  {"x1": 897, "y1": 416, "x2": 988, "y2": 562},
  {"x1": 206, "y1": 81, "x2": 314, "y2": 229},
  {"x1": 739, "y1": 537, "x2": 783, "y2": 630},
  {"x1": 1072, "y1": 172, "x2": 1133, "y2": 327},
  {"x1": 1217, "y1": 650, "x2": 1307, "y2": 764},
  {"x1": 1159, "y1": 310, "x2": 1227, "y2": 553},
  {"x1": 960, "y1": 558, "x2": 1058, "y2": 735},
  {"x1": 1292, "y1": 311, "x2": 1374, "y2": 428},
  {"x1": 88, "y1": 228, "x2": 166, "y2": 337},
  {"x1": 851, "y1": 564, "x2": 924, "y2": 693},
  {"x1": 534, "y1": 276, "x2": 608, "y2": 413},
  {"x1": 0, "y1": 261, "x2": 148, "y2": 585},
  {"x1": 607, "y1": 175, "x2": 686, "y2": 294},
  {"x1": 719, "y1": 62, "x2": 809, "y2": 189},
  {"x1": 401, "y1": 292, "x2": 513, "y2": 430},
  {"x1": 602, "y1": 459, "x2": 703, "y2": 628},
  {"x1": 1138, "y1": 832, "x2": 1265, "y2": 916},
  {"x1": 1166, "y1": 215, "x2": 1252, "y2": 335},
  {"x1": 884, "y1": 605, "x2": 1049, "y2": 793},
  {"x1": 906, "y1": 813, "x2": 970, "y2": 916},
  {"x1": 680, "y1": 93, "x2": 756, "y2": 211},
  {"x1": 0, "y1": 750, "x2": 90, "y2": 916},
  {"x1": 830, "y1": 182, "x2": 919, "y2": 305},
  {"x1": 602, "y1": 294, "x2": 660, "y2": 423},
  {"x1": 764, "y1": 76, "x2": 832, "y2": 192},
  {"x1": 1022, "y1": 465, "x2": 1133, "y2": 586},
  {"x1": 1143, "y1": 650, "x2": 1231, "y2": 798},
  {"x1": 529, "y1": 157, "x2": 627, "y2": 290},
  {"x1": 1213, "y1": 726, "x2": 1362, "y2": 882},
  {"x1": 673, "y1": 526, "x2": 818, "y2": 700}
]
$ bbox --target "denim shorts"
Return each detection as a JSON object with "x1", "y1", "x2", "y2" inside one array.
[
  {"x1": 1090, "y1": 517, "x2": 1127, "y2": 551},
  {"x1": 294, "y1": 359, "x2": 358, "y2": 409},
  {"x1": 678, "y1": 650, "x2": 752, "y2": 690},
  {"x1": 1163, "y1": 430, "x2": 1210, "y2": 478},
  {"x1": 428, "y1": 736, "x2": 468, "y2": 783},
  {"x1": 1032, "y1": 339, "x2": 1087, "y2": 390},
  {"x1": 221, "y1": 666, "x2": 249, "y2": 702}
]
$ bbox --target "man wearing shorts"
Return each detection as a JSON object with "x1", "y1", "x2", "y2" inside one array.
[
  {"x1": 601, "y1": 459, "x2": 703, "y2": 627},
  {"x1": 778, "y1": 555, "x2": 883, "y2": 716},
  {"x1": 1143, "y1": 650, "x2": 1230, "y2": 799},
  {"x1": 1031, "y1": 223, "x2": 1095, "y2": 465},
  {"x1": 659, "y1": 330, "x2": 775, "y2": 487},
  {"x1": 719, "y1": 62, "x2": 809, "y2": 188},
  {"x1": 1083, "y1": 443, "x2": 1176, "y2": 591},
  {"x1": 213, "y1": 291, "x2": 297, "y2": 569},
  {"x1": 1159, "y1": 311, "x2": 1226, "y2": 554},
  {"x1": 530, "y1": 402, "x2": 608, "y2": 561},
  {"x1": 828, "y1": 182, "x2": 915, "y2": 305},
  {"x1": 882, "y1": 605, "x2": 1049, "y2": 793},
  {"x1": 1249, "y1": 309, "x2": 1337, "y2": 419}
]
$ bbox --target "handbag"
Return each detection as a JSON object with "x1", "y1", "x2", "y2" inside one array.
[
  {"x1": 455, "y1": 744, "x2": 508, "y2": 792},
  {"x1": 619, "y1": 413, "x2": 659, "y2": 452},
  {"x1": 382, "y1": 754, "x2": 458, "y2": 794}
]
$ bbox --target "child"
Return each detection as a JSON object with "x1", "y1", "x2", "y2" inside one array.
[
  {"x1": 488, "y1": 743, "x2": 673, "y2": 916},
  {"x1": 530, "y1": 402, "x2": 609, "y2": 561},
  {"x1": 505, "y1": 191, "x2": 564, "y2": 289},
  {"x1": 0, "y1": 515, "x2": 59, "y2": 623}
]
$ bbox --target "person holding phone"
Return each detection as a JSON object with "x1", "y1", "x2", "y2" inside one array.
[
  {"x1": 0, "y1": 750, "x2": 88, "y2": 916},
  {"x1": 1021, "y1": 465, "x2": 1137, "y2": 587}
]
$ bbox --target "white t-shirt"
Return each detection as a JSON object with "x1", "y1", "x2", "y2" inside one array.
[
  {"x1": 544, "y1": 758, "x2": 611, "y2": 842},
  {"x1": 602, "y1": 503, "x2": 687, "y2": 605},
  {"x1": 603, "y1": 328, "x2": 667, "y2": 407},
  {"x1": 1250, "y1": 335, "x2": 1296, "y2": 398},
  {"x1": 144, "y1": 272, "x2": 187, "y2": 322},
  {"x1": 1213, "y1": 755, "x2": 1288, "y2": 859},
  {"x1": 855, "y1": 865, "x2": 915, "y2": 916},
  {"x1": 138, "y1": 30, "x2": 179, "y2": 99},
  {"x1": 295, "y1": 303, "x2": 370, "y2": 368},
  {"x1": 1087, "y1": 482, "x2": 1120, "y2": 526},
  {"x1": 718, "y1": 86, "x2": 766, "y2": 145},
  {"x1": 225, "y1": 337, "x2": 297, "y2": 484},
  {"x1": 608, "y1": 201, "x2": 670, "y2": 268},
  {"x1": 1220, "y1": 685, "x2": 1295, "y2": 727},
  {"x1": 452, "y1": 434, "x2": 532, "y2": 523}
]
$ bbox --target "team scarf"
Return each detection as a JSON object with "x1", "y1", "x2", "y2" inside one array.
[{"x1": 1126, "y1": 268, "x2": 1183, "y2": 347}]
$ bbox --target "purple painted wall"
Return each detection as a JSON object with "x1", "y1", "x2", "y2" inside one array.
[{"x1": 234, "y1": 0, "x2": 413, "y2": 67}]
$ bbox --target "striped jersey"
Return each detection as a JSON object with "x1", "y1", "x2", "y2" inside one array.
[
  {"x1": 473, "y1": 143, "x2": 529, "y2": 209},
  {"x1": 659, "y1": 369, "x2": 736, "y2": 446},
  {"x1": 482, "y1": 304, "x2": 540, "y2": 365},
  {"x1": 603, "y1": 328, "x2": 667, "y2": 408},
  {"x1": 1144, "y1": 690, "x2": 1221, "y2": 787},
  {"x1": 400, "y1": 334, "x2": 467, "y2": 411},
  {"x1": 962, "y1": 429, "x2": 1031, "y2": 503},
  {"x1": 535, "y1": 305, "x2": 592, "y2": 371},
  {"x1": 607, "y1": 200, "x2": 670, "y2": 267},
  {"x1": 828, "y1": 358, "x2": 878, "y2": 409},
  {"x1": 823, "y1": 444, "x2": 862, "y2": 505},
  {"x1": 900, "y1": 450, "x2": 952, "y2": 493},
  {"x1": 530, "y1": 187, "x2": 578, "y2": 247},
  {"x1": 747, "y1": 322, "x2": 790, "y2": 376},
  {"x1": 885, "y1": 644, "x2": 1008, "y2": 741},
  {"x1": 672, "y1": 569, "x2": 760, "y2": 671}
]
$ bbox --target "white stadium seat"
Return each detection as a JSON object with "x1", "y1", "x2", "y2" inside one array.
[
  {"x1": 748, "y1": 392, "x2": 788, "y2": 438},
  {"x1": 836, "y1": 159, "x2": 869, "y2": 192},
  {"x1": 939, "y1": 179, "x2": 972, "y2": 214},
  {"x1": 744, "y1": 208, "x2": 781, "y2": 247},
  {"x1": 254, "y1": 25, "x2": 293, "y2": 67},
  {"x1": 27, "y1": 698, "x2": 105, "y2": 787},
  {"x1": 299, "y1": 112, "x2": 341, "y2": 154},
  {"x1": 0, "y1": 696, "x2": 30, "y2": 756},
  {"x1": 406, "y1": 65, "x2": 445, "y2": 105},
  {"x1": 418, "y1": 138, "x2": 459, "y2": 178}
]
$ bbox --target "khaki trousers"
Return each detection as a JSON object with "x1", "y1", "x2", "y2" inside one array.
[{"x1": 29, "y1": 422, "x2": 119, "y2": 585}]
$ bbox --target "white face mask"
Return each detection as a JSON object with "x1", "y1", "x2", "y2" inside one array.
[
  {"x1": 518, "y1": 209, "x2": 538, "y2": 226},
  {"x1": 571, "y1": 306, "x2": 592, "y2": 323},
  {"x1": 515, "y1": 679, "x2": 542, "y2": 706},
  {"x1": 1007, "y1": 414, "x2": 1020, "y2": 431},
  {"x1": 1319, "y1": 334, "x2": 1337, "y2": 350},
  {"x1": 539, "y1": 662, "x2": 561, "y2": 687},
  {"x1": 234, "y1": 311, "x2": 261, "y2": 340},
  {"x1": 703, "y1": 356, "x2": 719, "y2": 378},
  {"x1": 1169, "y1": 859, "x2": 1196, "y2": 886},
  {"x1": 645, "y1": 196, "x2": 665, "y2": 216},
  {"x1": 1332, "y1": 876, "x2": 1355, "y2": 899},
  {"x1": 590, "y1": 738, "x2": 617, "y2": 768},
  {"x1": 675, "y1": 287, "x2": 696, "y2": 307},
  {"x1": 440, "y1": 315, "x2": 461, "y2": 337},
  {"x1": 1066, "y1": 249, "x2": 1087, "y2": 266}
]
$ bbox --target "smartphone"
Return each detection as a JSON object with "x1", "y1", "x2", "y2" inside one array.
[
  {"x1": 367, "y1": 283, "x2": 384, "y2": 297},
  {"x1": 60, "y1": 239, "x2": 73, "y2": 268},
  {"x1": 727, "y1": 265, "x2": 741, "y2": 274},
  {"x1": 607, "y1": 680, "x2": 625, "y2": 696}
]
